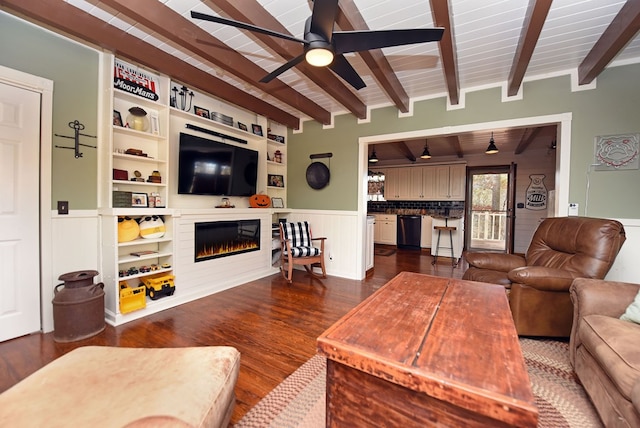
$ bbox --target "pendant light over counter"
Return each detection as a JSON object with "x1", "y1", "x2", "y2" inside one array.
[
  {"x1": 420, "y1": 141, "x2": 431, "y2": 159},
  {"x1": 485, "y1": 132, "x2": 499, "y2": 154},
  {"x1": 368, "y1": 145, "x2": 379, "y2": 163}
]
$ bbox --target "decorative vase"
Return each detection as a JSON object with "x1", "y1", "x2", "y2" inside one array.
[{"x1": 127, "y1": 106, "x2": 149, "y2": 132}]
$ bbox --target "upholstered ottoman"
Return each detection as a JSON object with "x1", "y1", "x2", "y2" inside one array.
[{"x1": 0, "y1": 346, "x2": 240, "y2": 427}]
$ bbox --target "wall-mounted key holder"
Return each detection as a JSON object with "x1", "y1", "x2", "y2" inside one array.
[{"x1": 55, "y1": 120, "x2": 97, "y2": 158}]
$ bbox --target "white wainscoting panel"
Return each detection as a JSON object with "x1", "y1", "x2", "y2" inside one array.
[
  {"x1": 606, "y1": 218, "x2": 640, "y2": 284},
  {"x1": 284, "y1": 210, "x2": 360, "y2": 280},
  {"x1": 46, "y1": 210, "x2": 100, "y2": 333}
]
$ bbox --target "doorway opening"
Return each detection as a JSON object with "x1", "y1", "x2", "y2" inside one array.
[{"x1": 465, "y1": 165, "x2": 516, "y2": 253}]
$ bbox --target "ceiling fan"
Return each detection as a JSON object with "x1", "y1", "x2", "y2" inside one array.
[{"x1": 191, "y1": 0, "x2": 444, "y2": 90}]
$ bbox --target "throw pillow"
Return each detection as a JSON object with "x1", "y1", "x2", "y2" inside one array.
[{"x1": 620, "y1": 289, "x2": 640, "y2": 324}]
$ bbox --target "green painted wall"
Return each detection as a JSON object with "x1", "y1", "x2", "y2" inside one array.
[
  {"x1": 288, "y1": 64, "x2": 640, "y2": 218},
  {"x1": 0, "y1": 12, "x2": 99, "y2": 210}
]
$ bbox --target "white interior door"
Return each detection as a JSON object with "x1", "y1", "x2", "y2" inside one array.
[{"x1": 0, "y1": 82, "x2": 41, "y2": 341}]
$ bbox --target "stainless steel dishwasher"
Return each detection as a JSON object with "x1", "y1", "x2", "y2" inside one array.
[{"x1": 397, "y1": 215, "x2": 422, "y2": 249}]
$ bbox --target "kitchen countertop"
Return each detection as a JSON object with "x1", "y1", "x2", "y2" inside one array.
[{"x1": 368, "y1": 209, "x2": 464, "y2": 218}]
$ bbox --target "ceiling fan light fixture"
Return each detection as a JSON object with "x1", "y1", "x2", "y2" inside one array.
[
  {"x1": 420, "y1": 143, "x2": 431, "y2": 159},
  {"x1": 305, "y1": 47, "x2": 334, "y2": 67},
  {"x1": 485, "y1": 132, "x2": 499, "y2": 154}
]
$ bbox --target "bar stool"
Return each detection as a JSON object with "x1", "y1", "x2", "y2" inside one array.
[{"x1": 432, "y1": 221, "x2": 458, "y2": 267}]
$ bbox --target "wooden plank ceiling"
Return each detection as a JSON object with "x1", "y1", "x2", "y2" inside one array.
[{"x1": 1, "y1": 0, "x2": 639, "y2": 158}]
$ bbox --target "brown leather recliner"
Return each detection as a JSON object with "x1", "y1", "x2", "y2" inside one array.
[{"x1": 463, "y1": 216, "x2": 626, "y2": 337}]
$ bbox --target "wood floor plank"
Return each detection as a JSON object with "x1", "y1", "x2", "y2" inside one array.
[{"x1": 0, "y1": 248, "x2": 466, "y2": 425}]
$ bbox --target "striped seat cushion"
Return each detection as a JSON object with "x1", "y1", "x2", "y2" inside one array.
[{"x1": 285, "y1": 246, "x2": 321, "y2": 257}]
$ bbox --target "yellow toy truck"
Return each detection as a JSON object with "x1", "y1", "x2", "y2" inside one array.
[{"x1": 140, "y1": 273, "x2": 175, "y2": 300}]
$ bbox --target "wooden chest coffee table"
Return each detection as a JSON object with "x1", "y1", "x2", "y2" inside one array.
[{"x1": 317, "y1": 272, "x2": 538, "y2": 427}]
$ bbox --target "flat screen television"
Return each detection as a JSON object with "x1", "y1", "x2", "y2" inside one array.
[{"x1": 177, "y1": 132, "x2": 258, "y2": 196}]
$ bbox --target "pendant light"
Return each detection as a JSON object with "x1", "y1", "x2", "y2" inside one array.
[
  {"x1": 485, "y1": 132, "x2": 499, "y2": 154},
  {"x1": 368, "y1": 145, "x2": 379, "y2": 163},
  {"x1": 420, "y1": 142, "x2": 431, "y2": 159}
]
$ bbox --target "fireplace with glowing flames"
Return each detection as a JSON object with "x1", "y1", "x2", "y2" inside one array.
[{"x1": 195, "y1": 220, "x2": 260, "y2": 262}]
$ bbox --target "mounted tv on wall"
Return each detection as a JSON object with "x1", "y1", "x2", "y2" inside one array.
[{"x1": 177, "y1": 132, "x2": 258, "y2": 197}]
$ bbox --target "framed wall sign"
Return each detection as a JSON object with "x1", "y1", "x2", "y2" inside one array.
[{"x1": 271, "y1": 197, "x2": 284, "y2": 208}]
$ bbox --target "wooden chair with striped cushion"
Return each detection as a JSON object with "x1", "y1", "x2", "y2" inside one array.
[{"x1": 279, "y1": 221, "x2": 327, "y2": 283}]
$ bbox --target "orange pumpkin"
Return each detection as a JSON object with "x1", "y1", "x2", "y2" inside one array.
[{"x1": 249, "y1": 193, "x2": 271, "y2": 208}]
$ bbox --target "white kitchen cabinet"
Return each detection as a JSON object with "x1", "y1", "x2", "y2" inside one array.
[
  {"x1": 374, "y1": 214, "x2": 397, "y2": 245},
  {"x1": 385, "y1": 165, "x2": 464, "y2": 201},
  {"x1": 420, "y1": 215, "x2": 433, "y2": 248},
  {"x1": 384, "y1": 168, "x2": 411, "y2": 200},
  {"x1": 435, "y1": 164, "x2": 466, "y2": 200}
]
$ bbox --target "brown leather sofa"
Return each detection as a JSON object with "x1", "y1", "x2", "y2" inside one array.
[
  {"x1": 463, "y1": 216, "x2": 626, "y2": 337},
  {"x1": 570, "y1": 278, "x2": 640, "y2": 427}
]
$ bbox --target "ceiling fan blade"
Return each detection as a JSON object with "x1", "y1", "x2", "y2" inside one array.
[
  {"x1": 333, "y1": 28, "x2": 444, "y2": 54},
  {"x1": 260, "y1": 54, "x2": 306, "y2": 84},
  {"x1": 328, "y1": 54, "x2": 366, "y2": 90},
  {"x1": 191, "y1": 11, "x2": 308, "y2": 45},
  {"x1": 309, "y1": 0, "x2": 339, "y2": 41}
]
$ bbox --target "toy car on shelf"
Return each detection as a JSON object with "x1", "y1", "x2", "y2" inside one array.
[
  {"x1": 139, "y1": 265, "x2": 151, "y2": 273},
  {"x1": 127, "y1": 267, "x2": 139, "y2": 276},
  {"x1": 140, "y1": 273, "x2": 175, "y2": 300}
]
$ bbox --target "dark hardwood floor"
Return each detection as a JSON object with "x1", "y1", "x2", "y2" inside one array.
[{"x1": 0, "y1": 247, "x2": 467, "y2": 425}]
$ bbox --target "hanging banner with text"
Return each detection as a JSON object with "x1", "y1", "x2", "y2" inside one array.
[{"x1": 113, "y1": 58, "x2": 160, "y2": 101}]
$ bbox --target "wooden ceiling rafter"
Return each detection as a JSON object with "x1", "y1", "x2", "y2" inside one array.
[
  {"x1": 507, "y1": 0, "x2": 552, "y2": 97},
  {"x1": 396, "y1": 141, "x2": 417, "y2": 162},
  {"x1": 100, "y1": 0, "x2": 331, "y2": 125},
  {"x1": 447, "y1": 135, "x2": 463, "y2": 158},
  {"x1": 0, "y1": 0, "x2": 299, "y2": 129},
  {"x1": 430, "y1": 0, "x2": 460, "y2": 105},
  {"x1": 336, "y1": 0, "x2": 411, "y2": 113},
  {"x1": 205, "y1": 0, "x2": 368, "y2": 120},
  {"x1": 578, "y1": 0, "x2": 640, "y2": 85},
  {"x1": 514, "y1": 127, "x2": 542, "y2": 154}
]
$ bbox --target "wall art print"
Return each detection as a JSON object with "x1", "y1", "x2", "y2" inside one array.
[
  {"x1": 525, "y1": 174, "x2": 547, "y2": 211},
  {"x1": 594, "y1": 133, "x2": 640, "y2": 170}
]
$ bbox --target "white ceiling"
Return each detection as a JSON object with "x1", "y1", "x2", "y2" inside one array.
[
  {"x1": 62, "y1": 0, "x2": 640, "y2": 118},
  {"x1": 17, "y1": 0, "x2": 640, "y2": 159}
]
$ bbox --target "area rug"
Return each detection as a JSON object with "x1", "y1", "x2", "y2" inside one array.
[
  {"x1": 235, "y1": 339, "x2": 602, "y2": 427},
  {"x1": 374, "y1": 248, "x2": 396, "y2": 256}
]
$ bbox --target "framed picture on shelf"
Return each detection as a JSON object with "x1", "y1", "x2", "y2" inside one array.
[
  {"x1": 267, "y1": 133, "x2": 285, "y2": 144},
  {"x1": 113, "y1": 110, "x2": 123, "y2": 127},
  {"x1": 268, "y1": 174, "x2": 284, "y2": 188},
  {"x1": 149, "y1": 111, "x2": 159, "y2": 135},
  {"x1": 271, "y1": 197, "x2": 284, "y2": 208},
  {"x1": 238, "y1": 122, "x2": 248, "y2": 131},
  {"x1": 252, "y1": 124, "x2": 263, "y2": 136},
  {"x1": 131, "y1": 193, "x2": 148, "y2": 208},
  {"x1": 194, "y1": 106, "x2": 210, "y2": 119}
]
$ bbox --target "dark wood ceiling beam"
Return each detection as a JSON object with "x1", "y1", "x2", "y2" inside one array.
[
  {"x1": 578, "y1": 0, "x2": 640, "y2": 85},
  {"x1": 430, "y1": 0, "x2": 460, "y2": 105},
  {"x1": 507, "y1": 0, "x2": 552, "y2": 97},
  {"x1": 514, "y1": 127, "x2": 542, "y2": 154},
  {"x1": 207, "y1": 0, "x2": 367, "y2": 120},
  {"x1": 99, "y1": 0, "x2": 331, "y2": 125},
  {"x1": 448, "y1": 135, "x2": 463, "y2": 158},
  {"x1": 0, "y1": 0, "x2": 300, "y2": 128},
  {"x1": 336, "y1": 0, "x2": 411, "y2": 113},
  {"x1": 396, "y1": 141, "x2": 417, "y2": 162}
]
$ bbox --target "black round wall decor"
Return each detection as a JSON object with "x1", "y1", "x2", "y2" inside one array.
[{"x1": 306, "y1": 162, "x2": 330, "y2": 189}]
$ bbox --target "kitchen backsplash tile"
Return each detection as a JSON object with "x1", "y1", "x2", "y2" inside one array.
[{"x1": 368, "y1": 200, "x2": 465, "y2": 216}]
